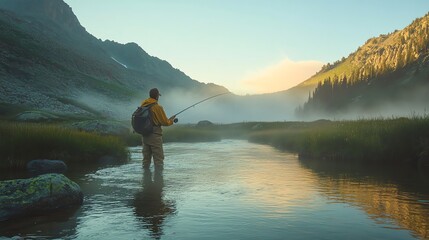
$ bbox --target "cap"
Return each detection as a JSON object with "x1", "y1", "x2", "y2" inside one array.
[{"x1": 149, "y1": 88, "x2": 161, "y2": 98}]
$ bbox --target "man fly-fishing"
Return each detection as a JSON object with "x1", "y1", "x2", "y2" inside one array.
[
  {"x1": 139, "y1": 90, "x2": 229, "y2": 171},
  {"x1": 141, "y1": 88, "x2": 176, "y2": 171}
]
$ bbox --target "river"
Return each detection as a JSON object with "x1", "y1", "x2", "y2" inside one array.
[{"x1": 1, "y1": 140, "x2": 429, "y2": 239}]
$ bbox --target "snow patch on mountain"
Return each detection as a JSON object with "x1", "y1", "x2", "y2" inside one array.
[{"x1": 111, "y1": 57, "x2": 128, "y2": 68}]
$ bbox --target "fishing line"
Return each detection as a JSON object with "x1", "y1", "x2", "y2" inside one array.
[{"x1": 173, "y1": 92, "x2": 230, "y2": 123}]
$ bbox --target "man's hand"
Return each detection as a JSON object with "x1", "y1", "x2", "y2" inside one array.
[{"x1": 169, "y1": 115, "x2": 177, "y2": 123}]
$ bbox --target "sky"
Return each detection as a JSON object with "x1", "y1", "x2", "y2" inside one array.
[{"x1": 64, "y1": 0, "x2": 429, "y2": 95}]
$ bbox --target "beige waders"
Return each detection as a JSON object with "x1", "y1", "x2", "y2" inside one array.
[{"x1": 142, "y1": 126, "x2": 164, "y2": 170}]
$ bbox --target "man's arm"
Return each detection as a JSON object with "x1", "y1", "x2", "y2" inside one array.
[{"x1": 153, "y1": 105, "x2": 175, "y2": 126}]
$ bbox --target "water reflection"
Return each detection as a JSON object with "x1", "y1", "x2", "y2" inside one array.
[
  {"x1": 3, "y1": 141, "x2": 428, "y2": 239},
  {"x1": 133, "y1": 169, "x2": 176, "y2": 239},
  {"x1": 0, "y1": 206, "x2": 80, "y2": 239},
  {"x1": 236, "y1": 153, "x2": 318, "y2": 215},
  {"x1": 300, "y1": 158, "x2": 429, "y2": 239}
]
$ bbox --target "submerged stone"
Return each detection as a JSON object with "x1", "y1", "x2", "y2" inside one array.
[
  {"x1": 0, "y1": 173, "x2": 83, "y2": 221},
  {"x1": 26, "y1": 159, "x2": 68, "y2": 175}
]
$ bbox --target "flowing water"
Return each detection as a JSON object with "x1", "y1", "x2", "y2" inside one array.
[{"x1": 1, "y1": 140, "x2": 429, "y2": 239}]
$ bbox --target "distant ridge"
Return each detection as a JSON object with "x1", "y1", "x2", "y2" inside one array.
[{"x1": 290, "y1": 12, "x2": 429, "y2": 117}]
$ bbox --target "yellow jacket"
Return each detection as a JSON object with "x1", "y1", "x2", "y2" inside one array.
[{"x1": 141, "y1": 98, "x2": 174, "y2": 127}]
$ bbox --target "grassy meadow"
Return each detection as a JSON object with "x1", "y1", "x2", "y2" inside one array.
[{"x1": 0, "y1": 121, "x2": 129, "y2": 170}]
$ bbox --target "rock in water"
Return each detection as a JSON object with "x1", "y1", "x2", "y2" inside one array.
[
  {"x1": 196, "y1": 120, "x2": 214, "y2": 127},
  {"x1": 0, "y1": 174, "x2": 83, "y2": 221},
  {"x1": 27, "y1": 159, "x2": 68, "y2": 175}
]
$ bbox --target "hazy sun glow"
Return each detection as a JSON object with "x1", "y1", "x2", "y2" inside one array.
[
  {"x1": 236, "y1": 152, "x2": 318, "y2": 215},
  {"x1": 239, "y1": 58, "x2": 324, "y2": 94}
]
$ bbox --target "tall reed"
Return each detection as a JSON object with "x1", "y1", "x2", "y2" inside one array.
[
  {"x1": 248, "y1": 117, "x2": 429, "y2": 165},
  {"x1": 0, "y1": 122, "x2": 129, "y2": 170}
]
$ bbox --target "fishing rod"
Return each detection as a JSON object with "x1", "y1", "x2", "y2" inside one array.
[{"x1": 172, "y1": 92, "x2": 230, "y2": 123}]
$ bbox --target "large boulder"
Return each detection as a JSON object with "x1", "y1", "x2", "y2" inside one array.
[
  {"x1": 0, "y1": 174, "x2": 83, "y2": 221},
  {"x1": 26, "y1": 159, "x2": 68, "y2": 175}
]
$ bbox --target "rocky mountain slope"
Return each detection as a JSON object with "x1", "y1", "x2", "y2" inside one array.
[{"x1": 0, "y1": 0, "x2": 227, "y2": 120}]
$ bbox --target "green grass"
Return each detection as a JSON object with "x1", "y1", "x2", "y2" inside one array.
[
  {"x1": 248, "y1": 117, "x2": 429, "y2": 165},
  {"x1": 0, "y1": 122, "x2": 129, "y2": 170}
]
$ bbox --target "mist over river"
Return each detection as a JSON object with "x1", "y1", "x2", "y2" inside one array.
[{"x1": 1, "y1": 140, "x2": 429, "y2": 239}]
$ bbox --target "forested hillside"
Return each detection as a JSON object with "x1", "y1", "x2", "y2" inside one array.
[{"x1": 295, "y1": 12, "x2": 429, "y2": 117}]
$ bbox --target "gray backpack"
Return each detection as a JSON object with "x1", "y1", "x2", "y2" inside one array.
[{"x1": 131, "y1": 103, "x2": 156, "y2": 136}]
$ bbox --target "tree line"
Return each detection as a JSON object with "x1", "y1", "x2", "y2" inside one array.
[{"x1": 296, "y1": 13, "x2": 429, "y2": 116}]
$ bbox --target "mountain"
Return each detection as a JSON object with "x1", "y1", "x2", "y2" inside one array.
[
  {"x1": 292, "y1": 12, "x2": 429, "y2": 118},
  {"x1": 12, "y1": 0, "x2": 426, "y2": 123},
  {"x1": 0, "y1": 0, "x2": 227, "y2": 120}
]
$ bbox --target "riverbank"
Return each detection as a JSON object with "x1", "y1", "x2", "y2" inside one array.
[
  {"x1": 2, "y1": 117, "x2": 428, "y2": 171},
  {"x1": 0, "y1": 121, "x2": 129, "y2": 170},
  {"x1": 248, "y1": 117, "x2": 429, "y2": 166},
  {"x1": 158, "y1": 117, "x2": 429, "y2": 167}
]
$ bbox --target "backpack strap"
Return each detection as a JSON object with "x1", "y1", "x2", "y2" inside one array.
[{"x1": 143, "y1": 102, "x2": 157, "y2": 108}]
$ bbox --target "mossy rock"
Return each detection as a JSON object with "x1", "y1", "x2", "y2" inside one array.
[{"x1": 0, "y1": 174, "x2": 83, "y2": 221}]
